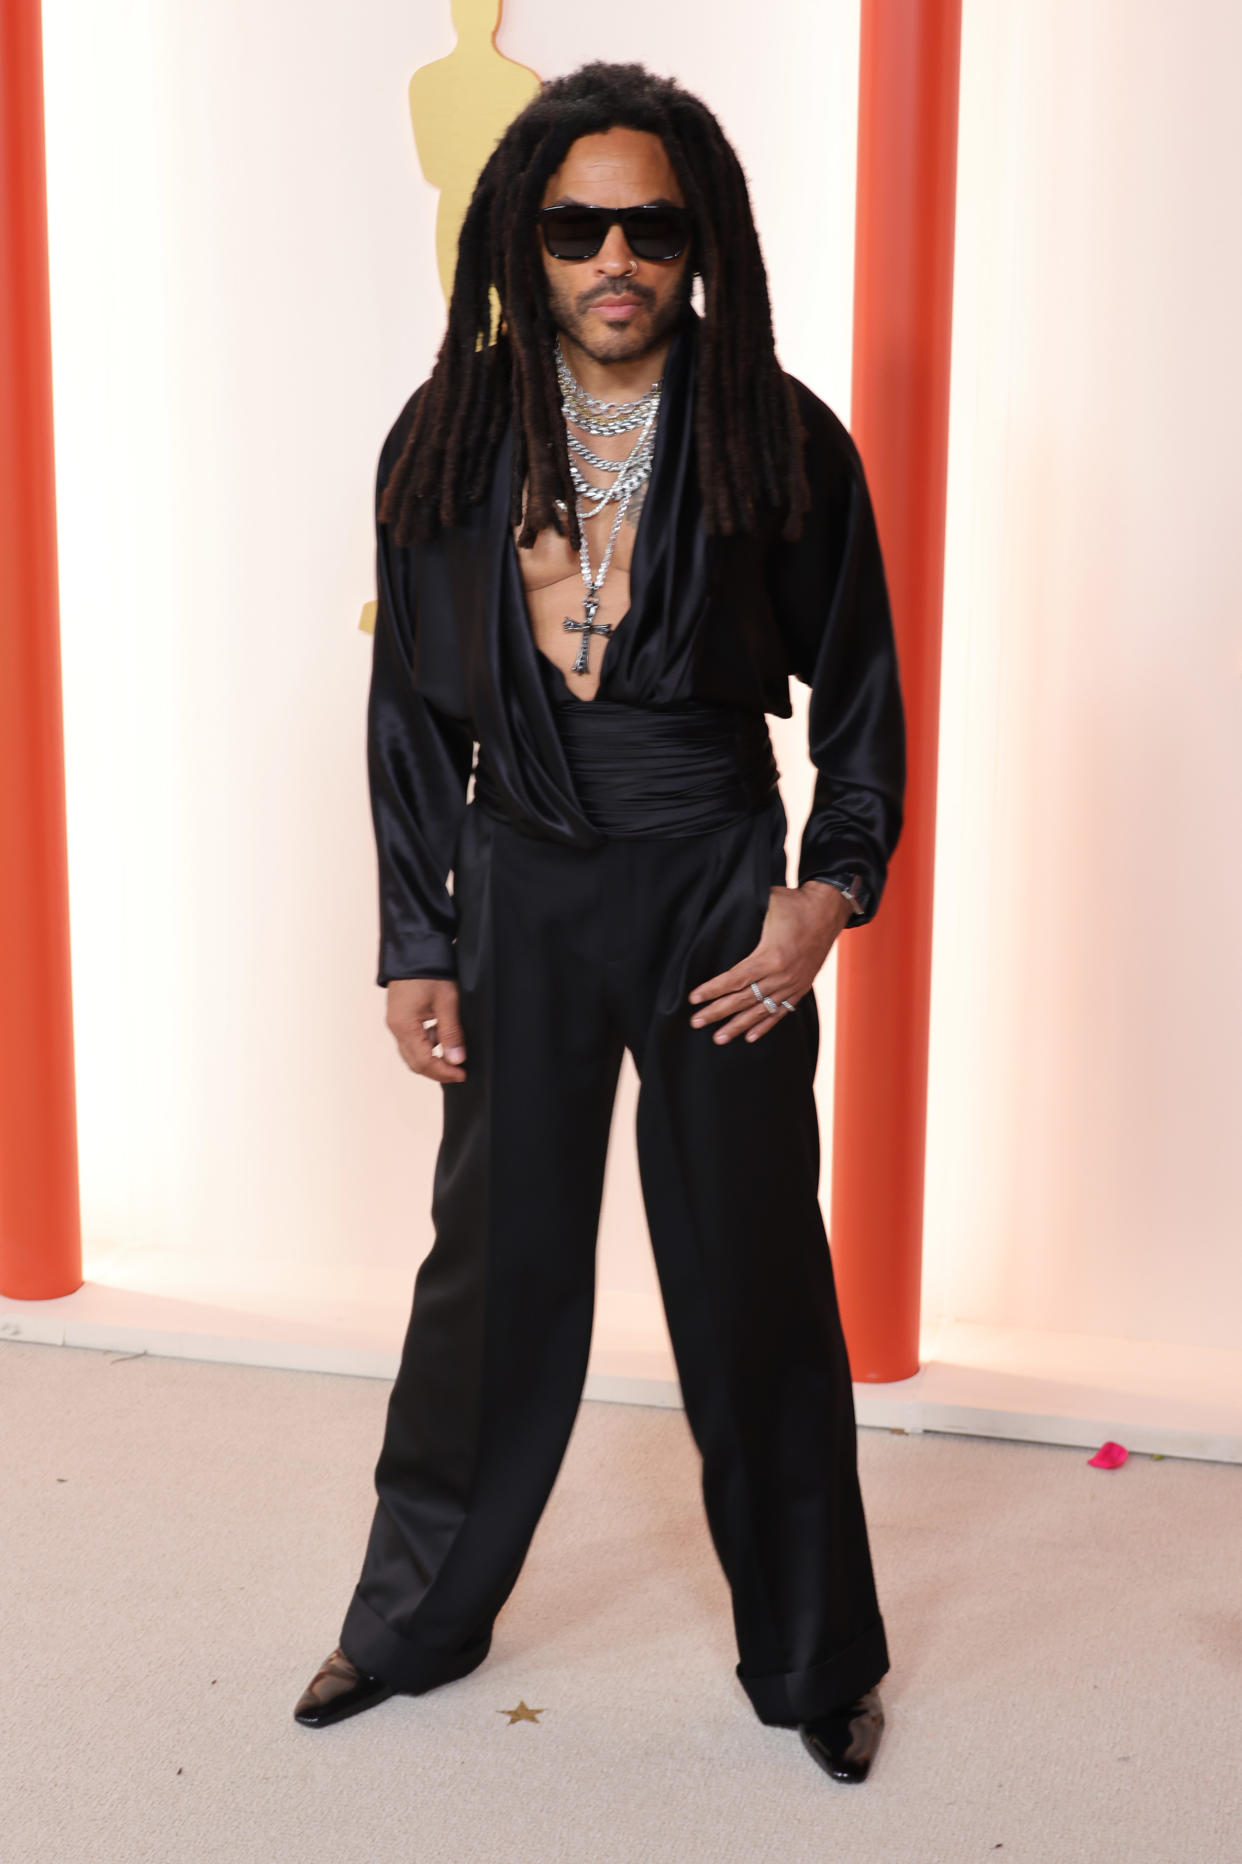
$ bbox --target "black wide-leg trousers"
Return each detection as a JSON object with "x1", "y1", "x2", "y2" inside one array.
[{"x1": 340, "y1": 792, "x2": 890, "y2": 1725}]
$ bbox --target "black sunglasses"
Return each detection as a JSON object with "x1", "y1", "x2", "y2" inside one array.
[{"x1": 537, "y1": 203, "x2": 692, "y2": 263}]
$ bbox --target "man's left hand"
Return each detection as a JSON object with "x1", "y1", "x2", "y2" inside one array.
[{"x1": 687, "y1": 881, "x2": 853, "y2": 1045}]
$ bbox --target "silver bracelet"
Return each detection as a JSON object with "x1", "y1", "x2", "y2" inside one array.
[{"x1": 806, "y1": 872, "x2": 866, "y2": 913}]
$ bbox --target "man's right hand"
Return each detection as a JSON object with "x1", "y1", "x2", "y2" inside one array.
[{"x1": 386, "y1": 978, "x2": 467, "y2": 1083}]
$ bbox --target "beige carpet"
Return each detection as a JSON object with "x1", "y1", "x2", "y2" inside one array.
[{"x1": 2, "y1": 1338, "x2": 1239, "y2": 1863}]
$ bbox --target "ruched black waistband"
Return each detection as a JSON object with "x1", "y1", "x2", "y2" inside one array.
[{"x1": 475, "y1": 697, "x2": 780, "y2": 839}]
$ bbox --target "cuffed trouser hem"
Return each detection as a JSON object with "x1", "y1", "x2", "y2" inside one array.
[
  {"x1": 340, "y1": 1589, "x2": 492, "y2": 1695},
  {"x1": 736, "y1": 1617, "x2": 890, "y2": 1726}
]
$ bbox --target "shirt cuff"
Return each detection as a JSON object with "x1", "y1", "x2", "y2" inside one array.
[{"x1": 376, "y1": 932, "x2": 458, "y2": 987}]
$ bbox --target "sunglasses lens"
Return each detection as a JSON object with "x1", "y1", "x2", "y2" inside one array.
[
  {"x1": 540, "y1": 206, "x2": 692, "y2": 262},
  {"x1": 624, "y1": 208, "x2": 690, "y2": 260},
  {"x1": 541, "y1": 210, "x2": 608, "y2": 259}
]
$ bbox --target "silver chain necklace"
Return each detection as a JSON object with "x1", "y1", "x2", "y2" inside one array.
[{"x1": 553, "y1": 337, "x2": 662, "y2": 676}]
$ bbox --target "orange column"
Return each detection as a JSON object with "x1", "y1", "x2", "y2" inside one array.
[
  {"x1": 0, "y1": 0, "x2": 82, "y2": 1298},
  {"x1": 831, "y1": 0, "x2": 962, "y2": 1381}
]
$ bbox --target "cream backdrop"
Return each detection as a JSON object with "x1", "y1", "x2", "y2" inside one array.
[
  {"x1": 41, "y1": 1, "x2": 1241, "y2": 1372},
  {"x1": 924, "y1": 0, "x2": 1242, "y2": 1355}
]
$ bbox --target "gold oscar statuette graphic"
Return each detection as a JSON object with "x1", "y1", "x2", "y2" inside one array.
[
  {"x1": 412, "y1": 0, "x2": 540, "y2": 307},
  {"x1": 359, "y1": 2, "x2": 540, "y2": 634}
]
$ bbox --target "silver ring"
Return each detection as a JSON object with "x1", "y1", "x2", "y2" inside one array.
[
  {"x1": 762, "y1": 995, "x2": 780, "y2": 1014},
  {"x1": 780, "y1": 998, "x2": 796, "y2": 1013},
  {"x1": 750, "y1": 981, "x2": 764, "y2": 1002}
]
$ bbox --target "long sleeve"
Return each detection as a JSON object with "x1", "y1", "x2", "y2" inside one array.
[
  {"x1": 768, "y1": 387, "x2": 907, "y2": 928},
  {"x1": 367, "y1": 412, "x2": 475, "y2": 986}
]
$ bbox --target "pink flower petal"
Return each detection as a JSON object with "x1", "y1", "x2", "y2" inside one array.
[{"x1": 1087, "y1": 1440, "x2": 1128, "y2": 1469}]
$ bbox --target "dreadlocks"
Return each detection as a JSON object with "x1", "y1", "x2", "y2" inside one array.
[{"x1": 379, "y1": 61, "x2": 811, "y2": 551}]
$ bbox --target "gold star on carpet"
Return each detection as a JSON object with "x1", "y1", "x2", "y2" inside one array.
[{"x1": 498, "y1": 1700, "x2": 544, "y2": 1724}]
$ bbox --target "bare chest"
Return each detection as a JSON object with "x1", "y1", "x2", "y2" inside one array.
[{"x1": 513, "y1": 475, "x2": 649, "y2": 701}]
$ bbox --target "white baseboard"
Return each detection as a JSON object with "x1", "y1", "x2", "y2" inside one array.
[{"x1": 3, "y1": 1282, "x2": 1239, "y2": 1464}]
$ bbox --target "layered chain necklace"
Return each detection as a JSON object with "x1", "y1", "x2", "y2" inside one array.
[{"x1": 553, "y1": 335, "x2": 662, "y2": 676}]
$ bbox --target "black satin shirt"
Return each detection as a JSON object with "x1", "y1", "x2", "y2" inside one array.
[{"x1": 366, "y1": 310, "x2": 906, "y2": 985}]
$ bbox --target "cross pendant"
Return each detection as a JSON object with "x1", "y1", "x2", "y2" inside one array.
[{"x1": 564, "y1": 600, "x2": 613, "y2": 676}]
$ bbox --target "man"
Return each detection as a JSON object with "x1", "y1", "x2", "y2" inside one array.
[{"x1": 295, "y1": 61, "x2": 905, "y2": 1786}]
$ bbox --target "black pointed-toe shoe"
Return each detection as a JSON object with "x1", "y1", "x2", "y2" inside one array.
[
  {"x1": 799, "y1": 1686, "x2": 885, "y2": 1783},
  {"x1": 293, "y1": 1646, "x2": 399, "y2": 1728}
]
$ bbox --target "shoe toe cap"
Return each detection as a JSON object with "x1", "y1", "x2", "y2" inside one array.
[
  {"x1": 293, "y1": 1647, "x2": 392, "y2": 1726},
  {"x1": 799, "y1": 1688, "x2": 884, "y2": 1783}
]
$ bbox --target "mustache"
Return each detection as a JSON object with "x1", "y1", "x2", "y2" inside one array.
[{"x1": 577, "y1": 281, "x2": 655, "y2": 310}]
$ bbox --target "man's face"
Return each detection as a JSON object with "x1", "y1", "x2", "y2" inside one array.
[{"x1": 537, "y1": 127, "x2": 693, "y2": 367}]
